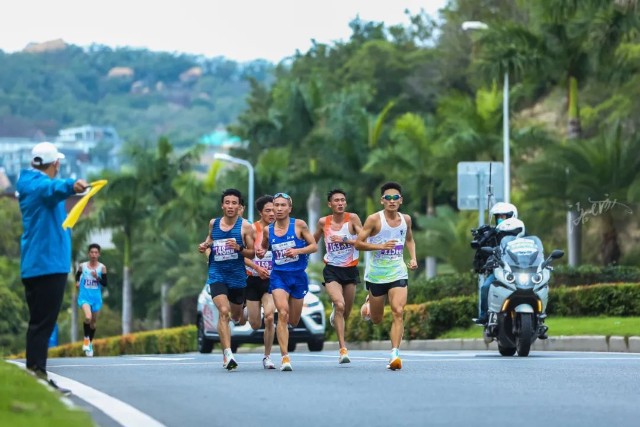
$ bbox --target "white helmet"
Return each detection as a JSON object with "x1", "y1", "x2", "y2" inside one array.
[
  {"x1": 496, "y1": 217, "x2": 525, "y2": 238},
  {"x1": 490, "y1": 202, "x2": 518, "y2": 223}
]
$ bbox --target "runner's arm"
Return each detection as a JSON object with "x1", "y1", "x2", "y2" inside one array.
[
  {"x1": 354, "y1": 214, "x2": 392, "y2": 251},
  {"x1": 238, "y1": 220, "x2": 256, "y2": 258},
  {"x1": 313, "y1": 217, "x2": 325, "y2": 244},
  {"x1": 198, "y1": 218, "x2": 215, "y2": 254},
  {"x1": 404, "y1": 214, "x2": 418, "y2": 270},
  {"x1": 345, "y1": 213, "x2": 364, "y2": 245},
  {"x1": 295, "y1": 219, "x2": 318, "y2": 255}
]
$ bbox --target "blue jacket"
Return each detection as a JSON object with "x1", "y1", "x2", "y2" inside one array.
[{"x1": 17, "y1": 169, "x2": 76, "y2": 279}]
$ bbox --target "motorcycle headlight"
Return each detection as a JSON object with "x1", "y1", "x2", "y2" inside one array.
[
  {"x1": 505, "y1": 272, "x2": 515, "y2": 283},
  {"x1": 532, "y1": 273, "x2": 543, "y2": 284},
  {"x1": 517, "y1": 273, "x2": 531, "y2": 284}
]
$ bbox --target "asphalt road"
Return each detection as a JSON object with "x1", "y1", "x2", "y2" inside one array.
[{"x1": 40, "y1": 349, "x2": 640, "y2": 427}]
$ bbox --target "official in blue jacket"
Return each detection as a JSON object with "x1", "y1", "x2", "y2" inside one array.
[{"x1": 17, "y1": 141, "x2": 87, "y2": 395}]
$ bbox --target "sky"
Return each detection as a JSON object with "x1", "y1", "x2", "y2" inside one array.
[{"x1": 0, "y1": 0, "x2": 448, "y2": 63}]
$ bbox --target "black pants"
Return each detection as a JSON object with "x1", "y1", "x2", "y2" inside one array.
[{"x1": 22, "y1": 273, "x2": 67, "y2": 374}]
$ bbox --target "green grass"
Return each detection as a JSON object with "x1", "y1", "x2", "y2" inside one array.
[
  {"x1": 0, "y1": 361, "x2": 94, "y2": 427},
  {"x1": 438, "y1": 317, "x2": 640, "y2": 339}
]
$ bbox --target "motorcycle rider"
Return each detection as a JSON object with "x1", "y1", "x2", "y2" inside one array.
[{"x1": 472, "y1": 202, "x2": 520, "y2": 325}]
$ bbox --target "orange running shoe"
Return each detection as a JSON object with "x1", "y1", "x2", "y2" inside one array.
[
  {"x1": 338, "y1": 347, "x2": 351, "y2": 364},
  {"x1": 280, "y1": 355, "x2": 292, "y2": 371}
]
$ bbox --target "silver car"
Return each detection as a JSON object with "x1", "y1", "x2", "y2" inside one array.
[{"x1": 196, "y1": 283, "x2": 326, "y2": 353}]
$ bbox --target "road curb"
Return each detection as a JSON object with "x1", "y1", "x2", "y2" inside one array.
[{"x1": 323, "y1": 336, "x2": 640, "y2": 353}]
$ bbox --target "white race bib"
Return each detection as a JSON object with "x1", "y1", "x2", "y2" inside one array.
[
  {"x1": 272, "y1": 240, "x2": 299, "y2": 265},
  {"x1": 212, "y1": 239, "x2": 239, "y2": 261}
]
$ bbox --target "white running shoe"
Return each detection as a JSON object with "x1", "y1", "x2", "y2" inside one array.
[
  {"x1": 263, "y1": 356, "x2": 276, "y2": 369},
  {"x1": 223, "y1": 350, "x2": 238, "y2": 370},
  {"x1": 82, "y1": 337, "x2": 90, "y2": 352},
  {"x1": 86, "y1": 342, "x2": 94, "y2": 357}
]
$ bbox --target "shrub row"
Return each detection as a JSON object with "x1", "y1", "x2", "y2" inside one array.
[
  {"x1": 29, "y1": 325, "x2": 197, "y2": 358},
  {"x1": 12, "y1": 282, "x2": 639, "y2": 358},
  {"x1": 342, "y1": 282, "x2": 640, "y2": 341},
  {"x1": 406, "y1": 265, "x2": 640, "y2": 304}
]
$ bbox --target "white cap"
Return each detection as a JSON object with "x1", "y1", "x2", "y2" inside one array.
[{"x1": 31, "y1": 142, "x2": 65, "y2": 166}]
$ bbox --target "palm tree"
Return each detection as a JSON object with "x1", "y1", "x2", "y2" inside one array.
[
  {"x1": 98, "y1": 170, "x2": 146, "y2": 334},
  {"x1": 522, "y1": 125, "x2": 640, "y2": 265},
  {"x1": 363, "y1": 112, "x2": 443, "y2": 276},
  {"x1": 473, "y1": 0, "x2": 640, "y2": 265}
]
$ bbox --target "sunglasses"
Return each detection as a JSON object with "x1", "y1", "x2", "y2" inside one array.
[
  {"x1": 273, "y1": 192, "x2": 291, "y2": 200},
  {"x1": 382, "y1": 194, "x2": 401, "y2": 201}
]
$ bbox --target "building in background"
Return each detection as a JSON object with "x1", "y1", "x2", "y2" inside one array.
[{"x1": 0, "y1": 125, "x2": 122, "y2": 191}]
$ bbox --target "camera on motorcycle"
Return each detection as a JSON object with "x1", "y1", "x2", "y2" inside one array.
[
  {"x1": 480, "y1": 246, "x2": 496, "y2": 255},
  {"x1": 470, "y1": 225, "x2": 496, "y2": 249}
]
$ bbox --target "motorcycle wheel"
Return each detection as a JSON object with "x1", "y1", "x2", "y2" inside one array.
[
  {"x1": 516, "y1": 314, "x2": 533, "y2": 357},
  {"x1": 498, "y1": 345, "x2": 516, "y2": 356}
]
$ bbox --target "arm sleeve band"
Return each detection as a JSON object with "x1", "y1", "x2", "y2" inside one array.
[
  {"x1": 75, "y1": 270, "x2": 82, "y2": 282},
  {"x1": 99, "y1": 273, "x2": 108, "y2": 288}
]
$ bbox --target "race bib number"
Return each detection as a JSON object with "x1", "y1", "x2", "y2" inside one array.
[
  {"x1": 272, "y1": 240, "x2": 299, "y2": 265},
  {"x1": 212, "y1": 239, "x2": 239, "y2": 261},
  {"x1": 327, "y1": 240, "x2": 351, "y2": 257},
  {"x1": 84, "y1": 278, "x2": 100, "y2": 289},
  {"x1": 375, "y1": 244, "x2": 404, "y2": 260},
  {"x1": 254, "y1": 252, "x2": 273, "y2": 271}
]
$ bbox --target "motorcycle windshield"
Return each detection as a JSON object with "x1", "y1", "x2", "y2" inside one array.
[{"x1": 500, "y1": 236, "x2": 545, "y2": 269}]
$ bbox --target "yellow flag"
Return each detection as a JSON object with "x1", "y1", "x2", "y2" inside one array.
[{"x1": 62, "y1": 180, "x2": 108, "y2": 230}]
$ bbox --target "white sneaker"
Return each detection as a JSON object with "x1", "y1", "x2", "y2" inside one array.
[
  {"x1": 262, "y1": 356, "x2": 275, "y2": 369},
  {"x1": 223, "y1": 350, "x2": 237, "y2": 370},
  {"x1": 82, "y1": 337, "x2": 90, "y2": 352},
  {"x1": 86, "y1": 342, "x2": 94, "y2": 357},
  {"x1": 330, "y1": 303, "x2": 335, "y2": 327}
]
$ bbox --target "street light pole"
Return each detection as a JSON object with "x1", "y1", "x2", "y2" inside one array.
[
  {"x1": 462, "y1": 21, "x2": 510, "y2": 203},
  {"x1": 503, "y1": 71, "x2": 510, "y2": 203},
  {"x1": 213, "y1": 153, "x2": 254, "y2": 221}
]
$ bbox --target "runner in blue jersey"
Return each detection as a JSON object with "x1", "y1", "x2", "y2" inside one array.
[
  {"x1": 256, "y1": 192, "x2": 317, "y2": 371},
  {"x1": 198, "y1": 189, "x2": 255, "y2": 370},
  {"x1": 75, "y1": 243, "x2": 108, "y2": 357}
]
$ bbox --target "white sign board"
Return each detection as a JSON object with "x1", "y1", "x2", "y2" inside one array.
[{"x1": 457, "y1": 162, "x2": 504, "y2": 211}]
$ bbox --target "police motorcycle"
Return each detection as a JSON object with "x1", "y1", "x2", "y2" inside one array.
[{"x1": 480, "y1": 223, "x2": 564, "y2": 357}]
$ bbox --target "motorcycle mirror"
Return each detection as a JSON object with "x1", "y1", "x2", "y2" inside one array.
[
  {"x1": 550, "y1": 249, "x2": 564, "y2": 259},
  {"x1": 480, "y1": 246, "x2": 495, "y2": 255}
]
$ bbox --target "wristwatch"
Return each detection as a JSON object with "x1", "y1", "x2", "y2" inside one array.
[
  {"x1": 237, "y1": 243, "x2": 245, "y2": 252},
  {"x1": 342, "y1": 236, "x2": 349, "y2": 243}
]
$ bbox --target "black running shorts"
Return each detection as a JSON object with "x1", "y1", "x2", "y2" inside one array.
[
  {"x1": 245, "y1": 276, "x2": 270, "y2": 301},
  {"x1": 365, "y1": 279, "x2": 408, "y2": 297},
  {"x1": 322, "y1": 264, "x2": 361, "y2": 286}
]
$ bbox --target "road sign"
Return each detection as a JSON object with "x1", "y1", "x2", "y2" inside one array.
[{"x1": 457, "y1": 162, "x2": 504, "y2": 211}]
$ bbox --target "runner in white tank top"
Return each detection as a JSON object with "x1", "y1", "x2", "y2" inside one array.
[
  {"x1": 355, "y1": 182, "x2": 417, "y2": 371},
  {"x1": 313, "y1": 189, "x2": 363, "y2": 364}
]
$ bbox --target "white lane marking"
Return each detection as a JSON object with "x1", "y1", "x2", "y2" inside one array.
[
  {"x1": 9, "y1": 361, "x2": 166, "y2": 427},
  {"x1": 127, "y1": 357, "x2": 194, "y2": 361}
]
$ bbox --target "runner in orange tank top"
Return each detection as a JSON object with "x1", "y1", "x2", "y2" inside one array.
[{"x1": 313, "y1": 188, "x2": 363, "y2": 364}]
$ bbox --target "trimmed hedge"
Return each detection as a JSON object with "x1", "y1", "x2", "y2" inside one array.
[
  {"x1": 10, "y1": 325, "x2": 198, "y2": 359},
  {"x1": 344, "y1": 282, "x2": 640, "y2": 342},
  {"x1": 11, "y1": 282, "x2": 639, "y2": 358},
  {"x1": 406, "y1": 265, "x2": 640, "y2": 304},
  {"x1": 551, "y1": 265, "x2": 640, "y2": 287},
  {"x1": 548, "y1": 283, "x2": 640, "y2": 316}
]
